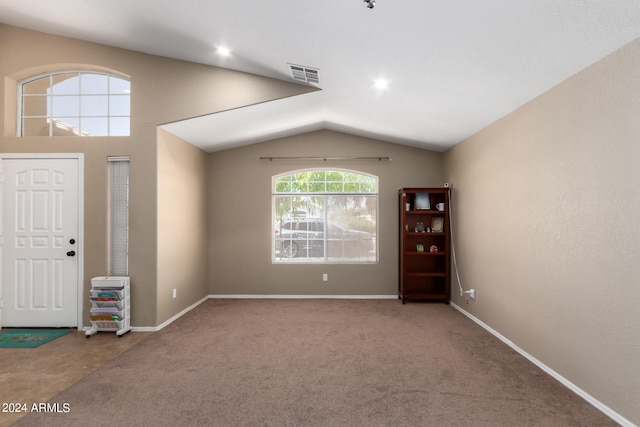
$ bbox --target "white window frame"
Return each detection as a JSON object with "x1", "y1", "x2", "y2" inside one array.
[
  {"x1": 18, "y1": 71, "x2": 130, "y2": 137},
  {"x1": 273, "y1": 168, "x2": 378, "y2": 264}
]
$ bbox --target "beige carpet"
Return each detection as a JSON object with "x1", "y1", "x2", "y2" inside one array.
[{"x1": 16, "y1": 299, "x2": 615, "y2": 426}]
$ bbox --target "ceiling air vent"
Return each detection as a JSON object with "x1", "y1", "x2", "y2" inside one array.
[{"x1": 289, "y1": 64, "x2": 319, "y2": 84}]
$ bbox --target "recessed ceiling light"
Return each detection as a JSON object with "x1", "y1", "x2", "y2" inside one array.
[
  {"x1": 374, "y1": 78, "x2": 389, "y2": 90},
  {"x1": 217, "y1": 46, "x2": 231, "y2": 56}
]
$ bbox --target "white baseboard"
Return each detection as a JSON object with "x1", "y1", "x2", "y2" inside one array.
[
  {"x1": 130, "y1": 295, "x2": 210, "y2": 333},
  {"x1": 450, "y1": 302, "x2": 635, "y2": 427},
  {"x1": 130, "y1": 326, "x2": 158, "y2": 332},
  {"x1": 208, "y1": 294, "x2": 398, "y2": 300}
]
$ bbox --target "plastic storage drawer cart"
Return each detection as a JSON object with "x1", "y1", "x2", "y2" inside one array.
[{"x1": 86, "y1": 276, "x2": 131, "y2": 337}]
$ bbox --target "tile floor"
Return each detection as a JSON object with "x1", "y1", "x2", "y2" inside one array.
[{"x1": 0, "y1": 329, "x2": 149, "y2": 427}]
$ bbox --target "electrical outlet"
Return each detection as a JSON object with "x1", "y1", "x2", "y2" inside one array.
[
  {"x1": 463, "y1": 289, "x2": 476, "y2": 301},
  {"x1": 172, "y1": 288, "x2": 177, "y2": 299},
  {"x1": 322, "y1": 273, "x2": 328, "y2": 282}
]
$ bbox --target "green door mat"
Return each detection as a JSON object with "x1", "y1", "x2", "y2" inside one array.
[{"x1": 0, "y1": 329, "x2": 73, "y2": 348}]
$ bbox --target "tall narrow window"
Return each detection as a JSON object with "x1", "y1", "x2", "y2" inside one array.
[
  {"x1": 273, "y1": 169, "x2": 378, "y2": 264},
  {"x1": 19, "y1": 71, "x2": 130, "y2": 137},
  {"x1": 108, "y1": 157, "x2": 130, "y2": 276}
]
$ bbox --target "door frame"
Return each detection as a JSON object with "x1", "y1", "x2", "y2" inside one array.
[{"x1": 0, "y1": 153, "x2": 84, "y2": 330}]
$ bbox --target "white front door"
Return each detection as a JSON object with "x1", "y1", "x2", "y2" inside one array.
[{"x1": 1, "y1": 156, "x2": 81, "y2": 327}]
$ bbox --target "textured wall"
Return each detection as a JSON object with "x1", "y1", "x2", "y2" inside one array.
[
  {"x1": 208, "y1": 130, "x2": 444, "y2": 296},
  {"x1": 443, "y1": 38, "x2": 640, "y2": 424},
  {"x1": 157, "y1": 129, "x2": 209, "y2": 324}
]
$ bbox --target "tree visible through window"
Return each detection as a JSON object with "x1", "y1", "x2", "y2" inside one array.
[
  {"x1": 273, "y1": 169, "x2": 378, "y2": 263},
  {"x1": 19, "y1": 71, "x2": 130, "y2": 137}
]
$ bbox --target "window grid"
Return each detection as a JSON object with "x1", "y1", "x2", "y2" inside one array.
[
  {"x1": 274, "y1": 171, "x2": 377, "y2": 194},
  {"x1": 19, "y1": 72, "x2": 130, "y2": 137}
]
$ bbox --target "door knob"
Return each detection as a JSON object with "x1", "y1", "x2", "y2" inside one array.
[{"x1": 66, "y1": 251, "x2": 76, "y2": 257}]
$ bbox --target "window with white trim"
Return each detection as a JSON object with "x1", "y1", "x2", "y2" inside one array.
[
  {"x1": 273, "y1": 169, "x2": 378, "y2": 263},
  {"x1": 108, "y1": 157, "x2": 130, "y2": 276},
  {"x1": 19, "y1": 71, "x2": 130, "y2": 137}
]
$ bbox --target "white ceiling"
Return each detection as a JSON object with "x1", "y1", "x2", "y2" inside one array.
[{"x1": 2, "y1": 1, "x2": 640, "y2": 152}]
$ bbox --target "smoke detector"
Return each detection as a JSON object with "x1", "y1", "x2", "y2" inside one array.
[{"x1": 289, "y1": 64, "x2": 319, "y2": 84}]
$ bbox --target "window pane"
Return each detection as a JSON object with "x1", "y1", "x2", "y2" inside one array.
[
  {"x1": 51, "y1": 73, "x2": 80, "y2": 95},
  {"x1": 293, "y1": 172, "x2": 309, "y2": 182},
  {"x1": 81, "y1": 95, "x2": 109, "y2": 116},
  {"x1": 308, "y1": 171, "x2": 325, "y2": 183},
  {"x1": 80, "y1": 117, "x2": 108, "y2": 136},
  {"x1": 81, "y1": 73, "x2": 108, "y2": 94},
  {"x1": 327, "y1": 182, "x2": 342, "y2": 192},
  {"x1": 360, "y1": 182, "x2": 375, "y2": 193},
  {"x1": 23, "y1": 76, "x2": 51, "y2": 95},
  {"x1": 51, "y1": 95, "x2": 79, "y2": 116},
  {"x1": 22, "y1": 96, "x2": 48, "y2": 117},
  {"x1": 109, "y1": 95, "x2": 130, "y2": 116},
  {"x1": 274, "y1": 196, "x2": 326, "y2": 260},
  {"x1": 109, "y1": 76, "x2": 130, "y2": 94},
  {"x1": 326, "y1": 171, "x2": 343, "y2": 181},
  {"x1": 22, "y1": 118, "x2": 50, "y2": 136},
  {"x1": 52, "y1": 117, "x2": 80, "y2": 136},
  {"x1": 344, "y1": 182, "x2": 359, "y2": 193},
  {"x1": 275, "y1": 181, "x2": 291, "y2": 193},
  {"x1": 291, "y1": 181, "x2": 307, "y2": 193},
  {"x1": 109, "y1": 117, "x2": 130, "y2": 136},
  {"x1": 308, "y1": 181, "x2": 325, "y2": 192},
  {"x1": 326, "y1": 195, "x2": 376, "y2": 262}
]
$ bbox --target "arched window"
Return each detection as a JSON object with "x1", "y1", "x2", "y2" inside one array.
[
  {"x1": 19, "y1": 71, "x2": 130, "y2": 137},
  {"x1": 273, "y1": 169, "x2": 378, "y2": 263}
]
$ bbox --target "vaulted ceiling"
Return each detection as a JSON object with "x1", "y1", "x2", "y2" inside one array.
[{"x1": 2, "y1": 1, "x2": 639, "y2": 152}]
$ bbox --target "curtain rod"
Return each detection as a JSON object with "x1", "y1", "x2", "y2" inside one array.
[{"x1": 259, "y1": 156, "x2": 392, "y2": 161}]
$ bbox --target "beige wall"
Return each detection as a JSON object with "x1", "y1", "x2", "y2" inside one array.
[
  {"x1": 157, "y1": 129, "x2": 209, "y2": 323},
  {"x1": 0, "y1": 24, "x2": 314, "y2": 327},
  {"x1": 443, "y1": 38, "x2": 640, "y2": 423},
  {"x1": 208, "y1": 130, "x2": 444, "y2": 296}
]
